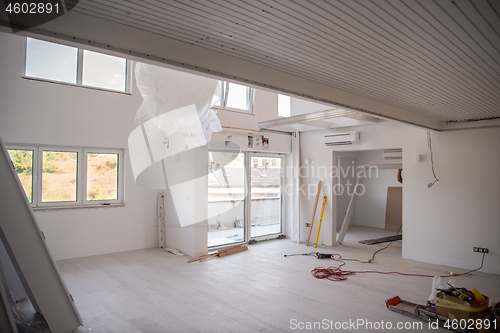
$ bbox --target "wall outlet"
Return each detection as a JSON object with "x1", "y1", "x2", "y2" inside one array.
[
  {"x1": 473, "y1": 247, "x2": 489, "y2": 253},
  {"x1": 305, "y1": 223, "x2": 311, "y2": 227}
]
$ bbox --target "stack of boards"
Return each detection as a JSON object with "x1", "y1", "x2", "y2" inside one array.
[{"x1": 188, "y1": 244, "x2": 248, "y2": 263}]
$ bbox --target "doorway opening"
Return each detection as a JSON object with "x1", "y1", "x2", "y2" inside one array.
[
  {"x1": 335, "y1": 149, "x2": 403, "y2": 249},
  {"x1": 207, "y1": 151, "x2": 284, "y2": 248}
]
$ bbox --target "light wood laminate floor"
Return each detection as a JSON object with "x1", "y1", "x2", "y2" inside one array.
[{"x1": 57, "y1": 227, "x2": 500, "y2": 332}]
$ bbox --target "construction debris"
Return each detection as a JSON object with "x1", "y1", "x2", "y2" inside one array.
[
  {"x1": 386, "y1": 286, "x2": 491, "y2": 332},
  {"x1": 188, "y1": 244, "x2": 248, "y2": 263}
]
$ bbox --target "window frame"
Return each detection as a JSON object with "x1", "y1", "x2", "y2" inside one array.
[
  {"x1": 23, "y1": 37, "x2": 133, "y2": 94},
  {"x1": 7, "y1": 144, "x2": 38, "y2": 206},
  {"x1": 207, "y1": 149, "x2": 284, "y2": 250},
  {"x1": 6, "y1": 143, "x2": 125, "y2": 209},
  {"x1": 249, "y1": 152, "x2": 284, "y2": 239},
  {"x1": 38, "y1": 146, "x2": 81, "y2": 208},
  {"x1": 82, "y1": 148, "x2": 124, "y2": 206},
  {"x1": 212, "y1": 81, "x2": 255, "y2": 114}
]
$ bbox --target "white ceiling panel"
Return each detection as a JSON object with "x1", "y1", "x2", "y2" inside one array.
[{"x1": 2, "y1": 0, "x2": 499, "y2": 129}]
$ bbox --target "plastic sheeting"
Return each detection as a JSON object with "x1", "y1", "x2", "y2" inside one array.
[
  {"x1": 129, "y1": 63, "x2": 227, "y2": 227},
  {"x1": 134, "y1": 63, "x2": 222, "y2": 145}
]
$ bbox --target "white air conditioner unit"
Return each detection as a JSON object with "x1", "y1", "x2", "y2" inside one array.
[
  {"x1": 324, "y1": 131, "x2": 360, "y2": 146},
  {"x1": 383, "y1": 149, "x2": 402, "y2": 160}
]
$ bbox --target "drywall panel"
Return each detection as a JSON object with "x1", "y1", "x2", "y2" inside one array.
[
  {"x1": 385, "y1": 187, "x2": 403, "y2": 232},
  {"x1": 300, "y1": 122, "x2": 500, "y2": 274},
  {"x1": 0, "y1": 235, "x2": 27, "y2": 305},
  {"x1": 0, "y1": 32, "x2": 159, "y2": 260},
  {"x1": 0, "y1": 139, "x2": 82, "y2": 332}
]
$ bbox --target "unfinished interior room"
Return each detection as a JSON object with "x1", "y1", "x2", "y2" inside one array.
[{"x1": 0, "y1": 1, "x2": 499, "y2": 332}]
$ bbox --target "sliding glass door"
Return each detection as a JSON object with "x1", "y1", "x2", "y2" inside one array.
[
  {"x1": 250, "y1": 154, "x2": 283, "y2": 238},
  {"x1": 207, "y1": 151, "x2": 283, "y2": 248},
  {"x1": 207, "y1": 151, "x2": 246, "y2": 248}
]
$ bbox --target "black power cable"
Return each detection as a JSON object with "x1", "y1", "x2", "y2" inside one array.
[{"x1": 368, "y1": 225, "x2": 403, "y2": 263}]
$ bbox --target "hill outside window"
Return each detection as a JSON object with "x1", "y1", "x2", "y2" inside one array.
[{"x1": 7, "y1": 145, "x2": 124, "y2": 209}]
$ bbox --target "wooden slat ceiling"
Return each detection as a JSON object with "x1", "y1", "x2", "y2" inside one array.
[
  {"x1": 69, "y1": 0, "x2": 500, "y2": 124},
  {"x1": 21, "y1": 0, "x2": 500, "y2": 126}
]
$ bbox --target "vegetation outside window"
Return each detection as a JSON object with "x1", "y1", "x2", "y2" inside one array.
[
  {"x1": 42, "y1": 150, "x2": 78, "y2": 203},
  {"x1": 6, "y1": 145, "x2": 124, "y2": 208},
  {"x1": 7, "y1": 149, "x2": 34, "y2": 203},
  {"x1": 86, "y1": 153, "x2": 119, "y2": 201}
]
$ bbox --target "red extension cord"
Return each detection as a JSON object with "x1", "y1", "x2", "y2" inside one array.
[{"x1": 311, "y1": 253, "x2": 486, "y2": 282}]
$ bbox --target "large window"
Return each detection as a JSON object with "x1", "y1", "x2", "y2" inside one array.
[
  {"x1": 214, "y1": 81, "x2": 254, "y2": 114},
  {"x1": 7, "y1": 145, "x2": 124, "y2": 208},
  {"x1": 24, "y1": 38, "x2": 131, "y2": 93}
]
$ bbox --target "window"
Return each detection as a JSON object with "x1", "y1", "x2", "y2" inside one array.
[
  {"x1": 42, "y1": 150, "x2": 78, "y2": 203},
  {"x1": 278, "y1": 94, "x2": 291, "y2": 117},
  {"x1": 7, "y1": 144, "x2": 124, "y2": 208},
  {"x1": 86, "y1": 152, "x2": 119, "y2": 201},
  {"x1": 214, "y1": 81, "x2": 254, "y2": 114},
  {"x1": 82, "y1": 50, "x2": 127, "y2": 92},
  {"x1": 25, "y1": 38, "x2": 78, "y2": 84},
  {"x1": 24, "y1": 38, "x2": 131, "y2": 93},
  {"x1": 7, "y1": 148, "x2": 34, "y2": 203}
]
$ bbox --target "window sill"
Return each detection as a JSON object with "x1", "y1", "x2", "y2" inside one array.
[
  {"x1": 32, "y1": 203, "x2": 125, "y2": 211},
  {"x1": 22, "y1": 76, "x2": 132, "y2": 95}
]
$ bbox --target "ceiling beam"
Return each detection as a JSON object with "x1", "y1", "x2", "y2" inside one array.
[
  {"x1": 440, "y1": 118, "x2": 500, "y2": 131},
  {"x1": 0, "y1": 11, "x2": 443, "y2": 130}
]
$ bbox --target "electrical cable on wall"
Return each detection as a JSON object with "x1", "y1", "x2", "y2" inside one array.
[{"x1": 427, "y1": 131, "x2": 439, "y2": 188}]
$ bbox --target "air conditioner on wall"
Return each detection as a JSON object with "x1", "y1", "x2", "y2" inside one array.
[
  {"x1": 324, "y1": 131, "x2": 360, "y2": 146},
  {"x1": 383, "y1": 149, "x2": 403, "y2": 160}
]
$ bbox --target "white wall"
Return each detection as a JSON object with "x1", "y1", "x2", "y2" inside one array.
[
  {"x1": 0, "y1": 32, "x2": 159, "y2": 260},
  {"x1": 354, "y1": 150, "x2": 402, "y2": 229},
  {"x1": 299, "y1": 136, "x2": 336, "y2": 246},
  {"x1": 300, "y1": 122, "x2": 500, "y2": 274},
  {"x1": 290, "y1": 97, "x2": 330, "y2": 116}
]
